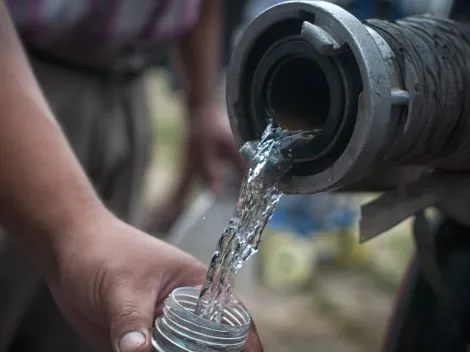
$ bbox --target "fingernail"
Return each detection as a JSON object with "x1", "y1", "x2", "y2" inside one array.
[{"x1": 119, "y1": 331, "x2": 146, "y2": 352}]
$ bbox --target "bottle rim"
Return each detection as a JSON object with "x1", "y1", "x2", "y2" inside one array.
[
  {"x1": 152, "y1": 287, "x2": 251, "y2": 351},
  {"x1": 169, "y1": 287, "x2": 250, "y2": 329}
]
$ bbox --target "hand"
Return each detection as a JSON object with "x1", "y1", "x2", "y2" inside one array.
[
  {"x1": 185, "y1": 103, "x2": 246, "y2": 194},
  {"x1": 45, "y1": 212, "x2": 262, "y2": 352}
]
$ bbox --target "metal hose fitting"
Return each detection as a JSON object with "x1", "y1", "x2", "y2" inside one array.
[{"x1": 227, "y1": 1, "x2": 470, "y2": 194}]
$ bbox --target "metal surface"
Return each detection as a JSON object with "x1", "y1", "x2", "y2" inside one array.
[
  {"x1": 359, "y1": 180, "x2": 437, "y2": 243},
  {"x1": 227, "y1": 0, "x2": 470, "y2": 242},
  {"x1": 225, "y1": 2, "x2": 470, "y2": 349},
  {"x1": 360, "y1": 171, "x2": 470, "y2": 242}
]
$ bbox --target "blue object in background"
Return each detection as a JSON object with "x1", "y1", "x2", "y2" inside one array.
[
  {"x1": 268, "y1": 193, "x2": 360, "y2": 238},
  {"x1": 326, "y1": 206, "x2": 359, "y2": 230},
  {"x1": 269, "y1": 209, "x2": 322, "y2": 237},
  {"x1": 355, "y1": 0, "x2": 405, "y2": 20},
  {"x1": 355, "y1": 0, "x2": 374, "y2": 19}
]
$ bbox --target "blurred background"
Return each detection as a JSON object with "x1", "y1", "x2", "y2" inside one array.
[
  {"x1": 2, "y1": 0, "x2": 455, "y2": 351},
  {"x1": 142, "y1": 1, "x2": 453, "y2": 351}
]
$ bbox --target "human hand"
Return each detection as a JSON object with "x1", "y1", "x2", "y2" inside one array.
[
  {"x1": 45, "y1": 212, "x2": 262, "y2": 352},
  {"x1": 185, "y1": 103, "x2": 246, "y2": 194}
]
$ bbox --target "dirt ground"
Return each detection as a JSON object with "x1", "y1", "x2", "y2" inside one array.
[{"x1": 144, "y1": 69, "x2": 415, "y2": 352}]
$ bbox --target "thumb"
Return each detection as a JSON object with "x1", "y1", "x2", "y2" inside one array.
[{"x1": 109, "y1": 290, "x2": 155, "y2": 352}]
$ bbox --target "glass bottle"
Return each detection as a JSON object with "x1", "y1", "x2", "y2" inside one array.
[{"x1": 152, "y1": 287, "x2": 251, "y2": 352}]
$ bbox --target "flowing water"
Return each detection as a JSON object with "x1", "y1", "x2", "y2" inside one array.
[{"x1": 195, "y1": 122, "x2": 312, "y2": 322}]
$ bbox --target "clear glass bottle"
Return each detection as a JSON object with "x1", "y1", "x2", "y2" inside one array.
[{"x1": 152, "y1": 287, "x2": 251, "y2": 352}]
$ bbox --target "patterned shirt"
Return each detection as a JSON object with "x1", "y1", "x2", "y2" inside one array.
[{"x1": 7, "y1": 0, "x2": 201, "y2": 69}]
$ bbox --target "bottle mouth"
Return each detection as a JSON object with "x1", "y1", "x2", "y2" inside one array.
[
  {"x1": 170, "y1": 287, "x2": 250, "y2": 328},
  {"x1": 152, "y1": 287, "x2": 251, "y2": 352}
]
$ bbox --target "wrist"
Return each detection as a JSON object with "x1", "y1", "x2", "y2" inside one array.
[
  {"x1": 28, "y1": 198, "x2": 112, "y2": 282},
  {"x1": 186, "y1": 100, "x2": 219, "y2": 124},
  {"x1": 186, "y1": 97, "x2": 216, "y2": 113}
]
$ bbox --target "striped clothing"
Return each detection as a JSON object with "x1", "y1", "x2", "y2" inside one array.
[{"x1": 7, "y1": 0, "x2": 202, "y2": 69}]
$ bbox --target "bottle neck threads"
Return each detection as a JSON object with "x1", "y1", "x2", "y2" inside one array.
[{"x1": 152, "y1": 287, "x2": 251, "y2": 352}]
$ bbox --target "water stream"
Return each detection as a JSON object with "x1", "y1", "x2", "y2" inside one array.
[{"x1": 195, "y1": 122, "x2": 310, "y2": 322}]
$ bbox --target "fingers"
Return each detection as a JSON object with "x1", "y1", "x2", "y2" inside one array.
[
  {"x1": 108, "y1": 289, "x2": 156, "y2": 352},
  {"x1": 245, "y1": 320, "x2": 264, "y2": 352}
]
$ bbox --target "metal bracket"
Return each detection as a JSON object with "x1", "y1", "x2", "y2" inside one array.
[{"x1": 360, "y1": 171, "x2": 470, "y2": 243}]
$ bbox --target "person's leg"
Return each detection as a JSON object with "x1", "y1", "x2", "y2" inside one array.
[{"x1": 96, "y1": 75, "x2": 152, "y2": 227}]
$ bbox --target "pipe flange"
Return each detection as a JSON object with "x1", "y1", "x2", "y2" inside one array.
[{"x1": 227, "y1": 1, "x2": 392, "y2": 193}]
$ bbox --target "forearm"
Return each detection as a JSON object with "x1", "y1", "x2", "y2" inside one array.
[
  {"x1": 0, "y1": 3, "x2": 106, "y2": 277},
  {"x1": 171, "y1": 0, "x2": 222, "y2": 109}
]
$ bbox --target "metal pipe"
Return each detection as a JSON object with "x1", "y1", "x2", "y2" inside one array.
[{"x1": 226, "y1": 1, "x2": 470, "y2": 194}]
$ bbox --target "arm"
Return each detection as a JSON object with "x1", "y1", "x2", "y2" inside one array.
[
  {"x1": 171, "y1": 0, "x2": 222, "y2": 109},
  {"x1": 0, "y1": 2, "x2": 106, "y2": 279}
]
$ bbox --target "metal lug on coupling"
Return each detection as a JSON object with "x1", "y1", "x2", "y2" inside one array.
[
  {"x1": 278, "y1": 130, "x2": 318, "y2": 160},
  {"x1": 391, "y1": 89, "x2": 410, "y2": 106},
  {"x1": 239, "y1": 141, "x2": 258, "y2": 162},
  {"x1": 359, "y1": 177, "x2": 437, "y2": 244},
  {"x1": 301, "y1": 21, "x2": 341, "y2": 55}
]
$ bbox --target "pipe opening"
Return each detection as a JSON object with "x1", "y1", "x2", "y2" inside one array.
[{"x1": 267, "y1": 56, "x2": 331, "y2": 131}]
